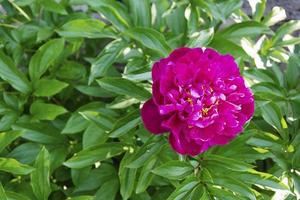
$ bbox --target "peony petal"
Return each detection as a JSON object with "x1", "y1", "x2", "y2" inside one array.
[
  {"x1": 152, "y1": 59, "x2": 168, "y2": 82},
  {"x1": 169, "y1": 131, "x2": 203, "y2": 156},
  {"x1": 241, "y1": 101, "x2": 255, "y2": 120},
  {"x1": 169, "y1": 47, "x2": 191, "y2": 62},
  {"x1": 210, "y1": 135, "x2": 230, "y2": 146},
  {"x1": 219, "y1": 55, "x2": 240, "y2": 77},
  {"x1": 203, "y1": 48, "x2": 220, "y2": 59},
  {"x1": 141, "y1": 98, "x2": 168, "y2": 134},
  {"x1": 160, "y1": 67, "x2": 176, "y2": 94},
  {"x1": 169, "y1": 132, "x2": 185, "y2": 154},
  {"x1": 152, "y1": 81, "x2": 164, "y2": 105}
]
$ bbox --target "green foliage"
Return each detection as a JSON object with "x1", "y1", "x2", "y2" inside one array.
[{"x1": 0, "y1": 0, "x2": 299, "y2": 199}]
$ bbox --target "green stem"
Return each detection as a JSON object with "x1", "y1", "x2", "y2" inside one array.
[{"x1": 8, "y1": 0, "x2": 31, "y2": 21}]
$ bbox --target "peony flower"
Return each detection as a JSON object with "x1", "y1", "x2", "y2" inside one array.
[{"x1": 141, "y1": 48, "x2": 254, "y2": 156}]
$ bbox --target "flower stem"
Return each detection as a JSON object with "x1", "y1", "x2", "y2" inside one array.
[{"x1": 178, "y1": 154, "x2": 186, "y2": 161}]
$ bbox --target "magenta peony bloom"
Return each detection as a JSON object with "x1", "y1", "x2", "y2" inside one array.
[{"x1": 141, "y1": 48, "x2": 254, "y2": 156}]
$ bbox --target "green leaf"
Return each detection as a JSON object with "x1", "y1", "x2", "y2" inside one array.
[
  {"x1": 209, "y1": 185, "x2": 242, "y2": 200},
  {"x1": 31, "y1": 147, "x2": 51, "y2": 200},
  {"x1": 6, "y1": 191, "x2": 31, "y2": 200},
  {"x1": 252, "y1": 83, "x2": 286, "y2": 101},
  {"x1": 0, "y1": 182, "x2": 8, "y2": 200},
  {"x1": 37, "y1": 27, "x2": 54, "y2": 42},
  {"x1": 79, "y1": 111, "x2": 114, "y2": 130},
  {"x1": 66, "y1": 196, "x2": 94, "y2": 200},
  {"x1": 89, "y1": 39, "x2": 126, "y2": 83},
  {"x1": 217, "y1": 21, "x2": 272, "y2": 39},
  {"x1": 110, "y1": 109, "x2": 141, "y2": 138},
  {"x1": 195, "y1": 0, "x2": 243, "y2": 21},
  {"x1": 91, "y1": 2, "x2": 130, "y2": 32},
  {"x1": 136, "y1": 157, "x2": 157, "y2": 194},
  {"x1": 74, "y1": 164, "x2": 116, "y2": 192},
  {"x1": 33, "y1": 78, "x2": 68, "y2": 97},
  {"x1": 57, "y1": 61, "x2": 86, "y2": 80},
  {"x1": 75, "y1": 85, "x2": 116, "y2": 98},
  {"x1": 246, "y1": 131, "x2": 283, "y2": 151},
  {"x1": 127, "y1": 136, "x2": 164, "y2": 168},
  {"x1": 251, "y1": 0, "x2": 266, "y2": 21},
  {"x1": 64, "y1": 143, "x2": 125, "y2": 168},
  {"x1": 213, "y1": 176, "x2": 257, "y2": 200},
  {"x1": 30, "y1": 101, "x2": 67, "y2": 120},
  {"x1": 13, "y1": 0, "x2": 33, "y2": 5},
  {"x1": 0, "y1": 51, "x2": 31, "y2": 94},
  {"x1": 119, "y1": 153, "x2": 137, "y2": 200},
  {"x1": 0, "y1": 158, "x2": 34, "y2": 175},
  {"x1": 292, "y1": 173, "x2": 300, "y2": 199},
  {"x1": 97, "y1": 77, "x2": 151, "y2": 101},
  {"x1": 125, "y1": 27, "x2": 171, "y2": 57},
  {"x1": 260, "y1": 102, "x2": 288, "y2": 140},
  {"x1": 49, "y1": 146, "x2": 68, "y2": 171},
  {"x1": 244, "y1": 68, "x2": 275, "y2": 83},
  {"x1": 239, "y1": 169, "x2": 288, "y2": 191},
  {"x1": 13, "y1": 122, "x2": 66, "y2": 144},
  {"x1": 129, "y1": 0, "x2": 151, "y2": 27},
  {"x1": 262, "y1": 6, "x2": 286, "y2": 26},
  {"x1": 263, "y1": 20, "x2": 300, "y2": 50},
  {"x1": 8, "y1": 143, "x2": 41, "y2": 164},
  {"x1": 123, "y1": 72, "x2": 152, "y2": 82},
  {"x1": 57, "y1": 19, "x2": 116, "y2": 39},
  {"x1": 285, "y1": 54, "x2": 300, "y2": 89},
  {"x1": 83, "y1": 124, "x2": 108, "y2": 148},
  {"x1": 292, "y1": 147, "x2": 300, "y2": 169},
  {"x1": 95, "y1": 179, "x2": 119, "y2": 200},
  {"x1": 152, "y1": 161, "x2": 194, "y2": 180},
  {"x1": 204, "y1": 155, "x2": 253, "y2": 172},
  {"x1": 276, "y1": 37, "x2": 300, "y2": 47},
  {"x1": 62, "y1": 113, "x2": 89, "y2": 134},
  {"x1": 187, "y1": 27, "x2": 214, "y2": 48},
  {"x1": 0, "y1": 130, "x2": 22, "y2": 153},
  {"x1": 40, "y1": 0, "x2": 67, "y2": 15},
  {"x1": 209, "y1": 36, "x2": 248, "y2": 59},
  {"x1": 0, "y1": 112, "x2": 18, "y2": 132},
  {"x1": 29, "y1": 38, "x2": 64, "y2": 81},
  {"x1": 166, "y1": 5, "x2": 187, "y2": 38},
  {"x1": 190, "y1": 185, "x2": 206, "y2": 200},
  {"x1": 167, "y1": 177, "x2": 200, "y2": 200}
]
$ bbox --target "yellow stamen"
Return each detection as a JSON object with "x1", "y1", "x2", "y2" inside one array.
[
  {"x1": 202, "y1": 108, "x2": 209, "y2": 115},
  {"x1": 186, "y1": 98, "x2": 193, "y2": 105}
]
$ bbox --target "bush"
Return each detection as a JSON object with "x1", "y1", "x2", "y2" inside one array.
[{"x1": 0, "y1": 0, "x2": 299, "y2": 199}]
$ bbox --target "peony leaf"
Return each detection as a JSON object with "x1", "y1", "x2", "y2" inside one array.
[
  {"x1": 97, "y1": 77, "x2": 151, "y2": 101},
  {"x1": 166, "y1": 177, "x2": 200, "y2": 200},
  {"x1": 126, "y1": 136, "x2": 164, "y2": 168},
  {"x1": 204, "y1": 155, "x2": 254, "y2": 172},
  {"x1": 0, "y1": 182, "x2": 8, "y2": 200},
  {"x1": 31, "y1": 147, "x2": 51, "y2": 200},
  {"x1": 125, "y1": 27, "x2": 171, "y2": 57},
  {"x1": 57, "y1": 19, "x2": 116, "y2": 39},
  {"x1": 217, "y1": 21, "x2": 273, "y2": 39},
  {"x1": 0, "y1": 158, "x2": 34, "y2": 175},
  {"x1": 33, "y1": 78, "x2": 68, "y2": 97},
  {"x1": 152, "y1": 161, "x2": 194, "y2": 180},
  {"x1": 0, "y1": 51, "x2": 31, "y2": 94},
  {"x1": 64, "y1": 143, "x2": 125, "y2": 168},
  {"x1": 0, "y1": 130, "x2": 22, "y2": 153},
  {"x1": 29, "y1": 38, "x2": 64, "y2": 81}
]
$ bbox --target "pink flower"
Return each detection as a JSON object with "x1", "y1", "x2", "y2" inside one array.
[{"x1": 141, "y1": 48, "x2": 254, "y2": 156}]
